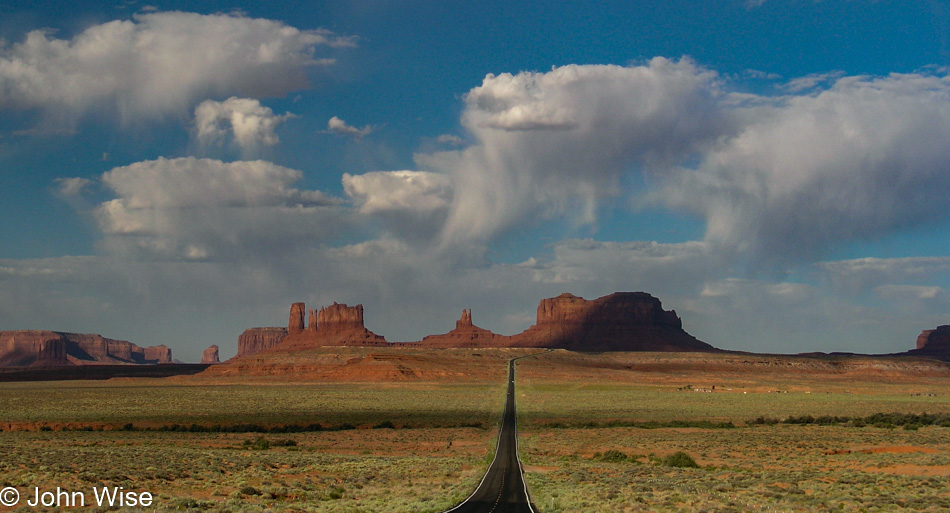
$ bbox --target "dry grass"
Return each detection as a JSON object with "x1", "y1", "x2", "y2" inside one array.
[
  {"x1": 516, "y1": 351, "x2": 950, "y2": 512},
  {"x1": 1, "y1": 349, "x2": 949, "y2": 511}
]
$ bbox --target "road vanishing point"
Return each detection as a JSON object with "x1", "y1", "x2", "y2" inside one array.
[{"x1": 443, "y1": 358, "x2": 537, "y2": 513}]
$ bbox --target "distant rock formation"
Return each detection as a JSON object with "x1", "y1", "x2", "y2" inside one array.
[
  {"x1": 201, "y1": 345, "x2": 220, "y2": 364},
  {"x1": 422, "y1": 309, "x2": 511, "y2": 348},
  {"x1": 510, "y1": 292, "x2": 713, "y2": 352},
  {"x1": 0, "y1": 331, "x2": 173, "y2": 367},
  {"x1": 237, "y1": 327, "x2": 289, "y2": 357},
  {"x1": 144, "y1": 345, "x2": 173, "y2": 364},
  {"x1": 289, "y1": 302, "x2": 306, "y2": 334},
  {"x1": 0, "y1": 331, "x2": 68, "y2": 366},
  {"x1": 233, "y1": 292, "x2": 714, "y2": 356},
  {"x1": 913, "y1": 326, "x2": 950, "y2": 359},
  {"x1": 281, "y1": 302, "x2": 387, "y2": 348}
]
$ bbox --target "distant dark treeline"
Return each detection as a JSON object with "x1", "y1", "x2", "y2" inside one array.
[
  {"x1": 752, "y1": 412, "x2": 950, "y2": 429},
  {"x1": 0, "y1": 364, "x2": 211, "y2": 382},
  {"x1": 23, "y1": 420, "x2": 486, "y2": 433},
  {"x1": 540, "y1": 419, "x2": 737, "y2": 429}
]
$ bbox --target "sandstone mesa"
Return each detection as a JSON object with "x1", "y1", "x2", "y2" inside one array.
[{"x1": 0, "y1": 331, "x2": 172, "y2": 367}]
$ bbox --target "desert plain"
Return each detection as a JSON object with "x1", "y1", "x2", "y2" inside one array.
[{"x1": 1, "y1": 347, "x2": 949, "y2": 513}]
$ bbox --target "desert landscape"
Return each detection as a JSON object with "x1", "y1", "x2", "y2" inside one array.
[
  {"x1": 4, "y1": 2, "x2": 950, "y2": 512},
  {"x1": 2, "y1": 293, "x2": 949, "y2": 512}
]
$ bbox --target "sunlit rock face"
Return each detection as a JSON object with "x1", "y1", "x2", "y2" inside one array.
[
  {"x1": 237, "y1": 327, "x2": 289, "y2": 357},
  {"x1": 279, "y1": 302, "x2": 387, "y2": 349}
]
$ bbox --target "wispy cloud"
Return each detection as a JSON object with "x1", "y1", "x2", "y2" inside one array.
[
  {"x1": 436, "y1": 134, "x2": 464, "y2": 145},
  {"x1": 325, "y1": 116, "x2": 374, "y2": 138}
]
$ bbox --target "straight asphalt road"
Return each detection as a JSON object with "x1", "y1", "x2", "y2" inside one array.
[{"x1": 442, "y1": 358, "x2": 537, "y2": 513}]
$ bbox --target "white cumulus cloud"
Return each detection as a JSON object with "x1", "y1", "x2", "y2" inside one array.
[
  {"x1": 194, "y1": 97, "x2": 293, "y2": 155},
  {"x1": 0, "y1": 11, "x2": 354, "y2": 122},
  {"x1": 342, "y1": 170, "x2": 453, "y2": 242},
  {"x1": 96, "y1": 157, "x2": 343, "y2": 261},
  {"x1": 420, "y1": 57, "x2": 729, "y2": 248},
  {"x1": 657, "y1": 72, "x2": 950, "y2": 263}
]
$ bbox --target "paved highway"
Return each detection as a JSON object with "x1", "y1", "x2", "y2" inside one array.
[{"x1": 443, "y1": 358, "x2": 537, "y2": 513}]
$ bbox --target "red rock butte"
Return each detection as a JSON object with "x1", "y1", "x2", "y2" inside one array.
[
  {"x1": 235, "y1": 292, "x2": 718, "y2": 358},
  {"x1": 279, "y1": 302, "x2": 388, "y2": 349}
]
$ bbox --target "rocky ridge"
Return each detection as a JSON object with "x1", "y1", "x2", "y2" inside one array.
[
  {"x1": 0, "y1": 331, "x2": 173, "y2": 367},
  {"x1": 233, "y1": 291, "x2": 715, "y2": 357}
]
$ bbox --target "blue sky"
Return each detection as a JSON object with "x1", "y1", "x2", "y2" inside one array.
[{"x1": 2, "y1": 0, "x2": 950, "y2": 361}]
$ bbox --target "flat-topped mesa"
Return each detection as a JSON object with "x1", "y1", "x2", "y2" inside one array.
[
  {"x1": 512, "y1": 292, "x2": 714, "y2": 352},
  {"x1": 0, "y1": 330, "x2": 174, "y2": 366},
  {"x1": 318, "y1": 302, "x2": 366, "y2": 333},
  {"x1": 913, "y1": 325, "x2": 950, "y2": 358},
  {"x1": 0, "y1": 331, "x2": 69, "y2": 366},
  {"x1": 280, "y1": 302, "x2": 387, "y2": 348},
  {"x1": 422, "y1": 309, "x2": 510, "y2": 348}
]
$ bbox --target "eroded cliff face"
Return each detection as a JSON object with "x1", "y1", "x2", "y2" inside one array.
[
  {"x1": 0, "y1": 331, "x2": 68, "y2": 366},
  {"x1": 0, "y1": 331, "x2": 173, "y2": 366},
  {"x1": 289, "y1": 302, "x2": 306, "y2": 334},
  {"x1": 237, "y1": 327, "x2": 289, "y2": 357}
]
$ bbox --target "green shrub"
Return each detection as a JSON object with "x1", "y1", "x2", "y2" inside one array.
[
  {"x1": 663, "y1": 451, "x2": 699, "y2": 468},
  {"x1": 598, "y1": 449, "x2": 629, "y2": 462},
  {"x1": 243, "y1": 436, "x2": 270, "y2": 450}
]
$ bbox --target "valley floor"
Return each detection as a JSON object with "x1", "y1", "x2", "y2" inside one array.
[{"x1": 1, "y1": 349, "x2": 948, "y2": 512}]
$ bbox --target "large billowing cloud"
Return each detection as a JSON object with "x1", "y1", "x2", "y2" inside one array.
[
  {"x1": 419, "y1": 57, "x2": 731, "y2": 247},
  {"x1": 657, "y1": 73, "x2": 950, "y2": 263},
  {"x1": 194, "y1": 97, "x2": 294, "y2": 155},
  {"x1": 413, "y1": 63, "x2": 950, "y2": 269},
  {"x1": 94, "y1": 157, "x2": 343, "y2": 261},
  {"x1": 0, "y1": 11, "x2": 353, "y2": 121}
]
